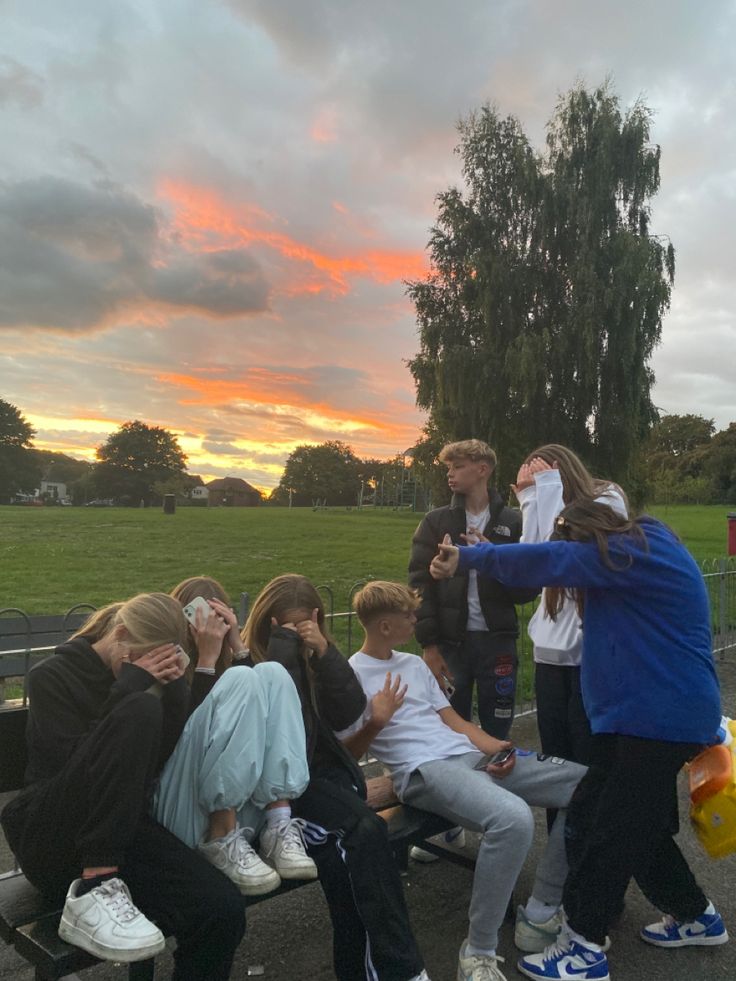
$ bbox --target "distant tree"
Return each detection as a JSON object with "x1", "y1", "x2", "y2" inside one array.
[
  {"x1": 701, "y1": 423, "x2": 736, "y2": 503},
  {"x1": 273, "y1": 441, "x2": 361, "y2": 506},
  {"x1": 0, "y1": 398, "x2": 40, "y2": 502},
  {"x1": 408, "y1": 82, "x2": 674, "y2": 489},
  {"x1": 646, "y1": 414, "x2": 715, "y2": 465},
  {"x1": 93, "y1": 420, "x2": 187, "y2": 506}
]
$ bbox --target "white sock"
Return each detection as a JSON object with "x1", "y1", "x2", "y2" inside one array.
[
  {"x1": 265, "y1": 805, "x2": 291, "y2": 828},
  {"x1": 701, "y1": 901, "x2": 716, "y2": 917},
  {"x1": 465, "y1": 941, "x2": 496, "y2": 958},
  {"x1": 525, "y1": 898, "x2": 559, "y2": 923}
]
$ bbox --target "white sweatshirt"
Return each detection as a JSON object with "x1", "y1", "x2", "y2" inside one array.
[{"x1": 517, "y1": 468, "x2": 627, "y2": 666}]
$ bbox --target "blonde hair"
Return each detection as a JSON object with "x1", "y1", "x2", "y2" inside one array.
[
  {"x1": 439, "y1": 439, "x2": 497, "y2": 471},
  {"x1": 71, "y1": 593, "x2": 188, "y2": 655},
  {"x1": 353, "y1": 581, "x2": 420, "y2": 626},
  {"x1": 171, "y1": 575, "x2": 232, "y2": 677},
  {"x1": 243, "y1": 574, "x2": 330, "y2": 664},
  {"x1": 70, "y1": 603, "x2": 124, "y2": 644}
]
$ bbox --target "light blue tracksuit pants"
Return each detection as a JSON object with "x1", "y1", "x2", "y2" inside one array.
[
  {"x1": 154, "y1": 663, "x2": 310, "y2": 848},
  {"x1": 402, "y1": 750, "x2": 587, "y2": 952}
]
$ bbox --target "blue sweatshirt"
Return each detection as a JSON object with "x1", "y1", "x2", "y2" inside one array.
[{"x1": 457, "y1": 518, "x2": 721, "y2": 745}]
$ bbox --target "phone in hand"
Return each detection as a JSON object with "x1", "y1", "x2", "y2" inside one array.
[
  {"x1": 182, "y1": 596, "x2": 211, "y2": 627},
  {"x1": 440, "y1": 673, "x2": 456, "y2": 698},
  {"x1": 474, "y1": 747, "x2": 516, "y2": 770},
  {"x1": 175, "y1": 645, "x2": 190, "y2": 670}
]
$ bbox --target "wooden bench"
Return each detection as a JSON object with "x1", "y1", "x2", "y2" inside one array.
[{"x1": 1, "y1": 705, "x2": 471, "y2": 980}]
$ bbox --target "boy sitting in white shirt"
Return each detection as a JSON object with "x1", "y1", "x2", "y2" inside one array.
[{"x1": 339, "y1": 581, "x2": 587, "y2": 981}]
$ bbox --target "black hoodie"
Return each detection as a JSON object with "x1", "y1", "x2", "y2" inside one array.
[{"x1": 24, "y1": 638, "x2": 189, "y2": 786}]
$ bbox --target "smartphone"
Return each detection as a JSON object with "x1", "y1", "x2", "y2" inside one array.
[
  {"x1": 182, "y1": 596, "x2": 211, "y2": 627},
  {"x1": 474, "y1": 747, "x2": 516, "y2": 769},
  {"x1": 440, "y1": 673, "x2": 456, "y2": 698},
  {"x1": 175, "y1": 645, "x2": 191, "y2": 670}
]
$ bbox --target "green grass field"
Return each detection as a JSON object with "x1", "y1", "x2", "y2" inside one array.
[
  {"x1": 1, "y1": 503, "x2": 732, "y2": 615},
  {"x1": 1, "y1": 502, "x2": 733, "y2": 704}
]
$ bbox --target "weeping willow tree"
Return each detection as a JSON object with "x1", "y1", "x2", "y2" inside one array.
[{"x1": 407, "y1": 82, "x2": 675, "y2": 489}]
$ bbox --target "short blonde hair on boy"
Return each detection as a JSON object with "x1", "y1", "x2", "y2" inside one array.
[
  {"x1": 438, "y1": 439, "x2": 497, "y2": 470},
  {"x1": 353, "y1": 581, "x2": 420, "y2": 626}
]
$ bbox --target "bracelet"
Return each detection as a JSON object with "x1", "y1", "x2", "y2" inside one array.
[
  {"x1": 194, "y1": 666, "x2": 216, "y2": 675},
  {"x1": 231, "y1": 649, "x2": 249, "y2": 658}
]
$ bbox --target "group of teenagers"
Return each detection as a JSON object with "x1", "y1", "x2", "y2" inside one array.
[{"x1": 0, "y1": 439, "x2": 729, "y2": 981}]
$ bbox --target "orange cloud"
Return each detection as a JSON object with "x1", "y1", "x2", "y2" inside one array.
[
  {"x1": 310, "y1": 106, "x2": 339, "y2": 143},
  {"x1": 156, "y1": 369, "x2": 417, "y2": 444},
  {"x1": 158, "y1": 179, "x2": 427, "y2": 295}
]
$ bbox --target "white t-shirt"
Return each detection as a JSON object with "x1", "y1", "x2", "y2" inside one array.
[
  {"x1": 465, "y1": 505, "x2": 490, "y2": 631},
  {"x1": 340, "y1": 649, "x2": 476, "y2": 796}
]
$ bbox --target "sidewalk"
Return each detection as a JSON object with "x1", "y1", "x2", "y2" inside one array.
[{"x1": 2, "y1": 658, "x2": 735, "y2": 980}]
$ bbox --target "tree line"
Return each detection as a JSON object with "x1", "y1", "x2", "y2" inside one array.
[{"x1": 2, "y1": 396, "x2": 734, "y2": 508}]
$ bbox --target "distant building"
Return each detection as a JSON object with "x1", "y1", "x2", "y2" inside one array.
[
  {"x1": 40, "y1": 480, "x2": 68, "y2": 502},
  {"x1": 190, "y1": 485, "x2": 209, "y2": 501},
  {"x1": 206, "y1": 477, "x2": 262, "y2": 507}
]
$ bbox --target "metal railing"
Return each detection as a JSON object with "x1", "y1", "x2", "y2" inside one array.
[
  {"x1": 1, "y1": 558, "x2": 733, "y2": 710},
  {"x1": 701, "y1": 557, "x2": 736, "y2": 659}
]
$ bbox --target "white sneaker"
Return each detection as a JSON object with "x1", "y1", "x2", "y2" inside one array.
[
  {"x1": 199, "y1": 827, "x2": 281, "y2": 896},
  {"x1": 443, "y1": 826, "x2": 466, "y2": 847},
  {"x1": 259, "y1": 819, "x2": 318, "y2": 881},
  {"x1": 409, "y1": 845, "x2": 440, "y2": 863},
  {"x1": 457, "y1": 939, "x2": 508, "y2": 980},
  {"x1": 58, "y1": 877, "x2": 166, "y2": 963},
  {"x1": 410, "y1": 971, "x2": 432, "y2": 980},
  {"x1": 515, "y1": 906, "x2": 563, "y2": 953}
]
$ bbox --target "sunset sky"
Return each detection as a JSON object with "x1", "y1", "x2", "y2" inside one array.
[{"x1": 2, "y1": 1, "x2": 735, "y2": 491}]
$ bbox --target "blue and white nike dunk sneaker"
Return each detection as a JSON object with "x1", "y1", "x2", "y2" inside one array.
[
  {"x1": 517, "y1": 931, "x2": 609, "y2": 981},
  {"x1": 640, "y1": 906, "x2": 728, "y2": 948}
]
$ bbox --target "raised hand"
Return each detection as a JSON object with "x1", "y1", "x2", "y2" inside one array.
[
  {"x1": 430, "y1": 534, "x2": 460, "y2": 579},
  {"x1": 296, "y1": 608, "x2": 328, "y2": 656},
  {"x1": 208, "y1": 598, "x2": 242, "y2": 653},
  {"x1": 192, "y1": 605, "x2": 229, "y2": 670},
  {"x1": 128, "y1": 643, "x2": 186, "y2": 684},
  {"x1": 370, "y1": 672, "x2": 408, "y2": 728}
]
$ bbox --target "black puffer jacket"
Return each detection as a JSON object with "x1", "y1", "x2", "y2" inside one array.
[
  {"x1": 408, "y1": 491, "x2": 538, "y2": 648},
  {"x1": 261, "y1": 627, "x2": 368, "y2": 798}
]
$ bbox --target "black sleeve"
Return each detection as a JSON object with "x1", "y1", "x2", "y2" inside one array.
[
  {"x1": 158, "y1": 676, "x2": 191, "y2": 767},
  {"x1": 408, "y1": 512, "x2": 443, "y2": 647},
  {"x1": 25, "y1": 664, "x2": 91, "y2": 778},
  {"x1": 310, "y1": 645, "x2": 367, "y2": 731},
  {"x1": 187, "y1": 670, "x2": 219, "y2": 716}
]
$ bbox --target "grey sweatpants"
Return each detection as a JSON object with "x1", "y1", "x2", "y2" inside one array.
[{"x1": 402, "y1": 750, "x2": 586, "y2": 951}]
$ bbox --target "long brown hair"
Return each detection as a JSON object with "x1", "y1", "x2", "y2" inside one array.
[
  {"x1": 243, "y1": 574, "x2": 331, "y2": 663},
  {"x1": 171, "y1": 575, "x2": 233, "y2": 677},
  {"x1": 524, "y1": 444, "x2": 627, "y2": 510},
  {"x1": 545, "y1": 499, "x2": 647, "y2": 620}
]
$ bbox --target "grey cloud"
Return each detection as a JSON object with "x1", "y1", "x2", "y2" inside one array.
[
  {"x1": 0, "y1": 177, "x2": 270, "y2": 331},
  {"x1": 0, "y1": 56, "x2": 44, "y2": 108},
  {"x1": 201, "y1": 440, "x2": 242, "y2": 455}
]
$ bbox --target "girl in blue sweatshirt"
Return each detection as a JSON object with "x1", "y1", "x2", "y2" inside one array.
[{"x1": 430, "y1": 500, "x2": 727, "y2": 981}]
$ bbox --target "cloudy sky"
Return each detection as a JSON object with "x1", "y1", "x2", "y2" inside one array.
[{"x1": 2, "y1": 0, "x2": 735, "y2": 490}]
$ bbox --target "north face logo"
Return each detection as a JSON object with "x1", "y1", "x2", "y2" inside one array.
[{"x1": 492, "y1": 525, "x2": 511, "y2": 537}]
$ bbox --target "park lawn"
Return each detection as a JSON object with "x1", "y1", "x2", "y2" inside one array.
[
  {"x1": 1, "y1": 503, "x2": 732, "y2": 615},
  {"x1": 1, "y1": 502, "x2": 732, "y2": 705},
  {"x1": 0, "y1": 506, "x2": 425, "y2": 614},
  {"x1": 647, "y1": 504, "x2": 734, "y2": 563}
]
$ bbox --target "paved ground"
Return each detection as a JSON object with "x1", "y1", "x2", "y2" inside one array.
[{"x1": 2, "y1": 657, "x2": 736, "y2": 980}]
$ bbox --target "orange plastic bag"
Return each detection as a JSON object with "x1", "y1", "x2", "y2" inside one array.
[{"x1": 689, "y1": 722, "x2": 736, "y2": 859}]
